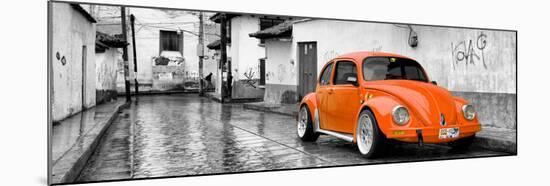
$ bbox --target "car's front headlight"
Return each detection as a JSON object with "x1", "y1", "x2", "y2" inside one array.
[
  {"x1": 392, "y1": 105, "x2": 410, "y2": 125},
  {"x1": 462, "y1": 104, "x2": 476, "y2": 120}
]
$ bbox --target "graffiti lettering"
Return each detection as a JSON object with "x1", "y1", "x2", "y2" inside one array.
[
  {"x1": 323, "y1": 50, "x2": 340, "y2": 62},
  {"x1": 451, "y1": 33, "x2": 488, "y2": 69},
  {"x1": 152, "y1": 56, "x2": 184, "y2": 66}
]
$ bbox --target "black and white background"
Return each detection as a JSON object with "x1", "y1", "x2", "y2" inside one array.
[{"x1": 0, "y1": 0, "x2": 548, "y2": 186}]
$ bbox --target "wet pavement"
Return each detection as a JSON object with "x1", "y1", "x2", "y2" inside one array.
[{"x1": 77, "y1": 94, "x2": 510, "y2": 182}]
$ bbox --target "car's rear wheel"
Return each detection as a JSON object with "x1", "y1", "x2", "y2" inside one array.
[
  {"x1": 297, "y1": 106, "x2": 319, "y2": 141},
  {"x1": 356, "y1": 109, "x2": 386, "y2": 158}
]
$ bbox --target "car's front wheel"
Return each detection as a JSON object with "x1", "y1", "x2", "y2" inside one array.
[
  {"x1": 297, "y1": 106, "x2": 319, "y2": 141},
  {"x1": 356, "y1": 109, "x2": 386, "y2": 158}
]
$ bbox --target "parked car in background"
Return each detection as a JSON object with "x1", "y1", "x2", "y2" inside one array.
[{"x1": 297, "y1": 51, "x2": 481, "y2": 158}]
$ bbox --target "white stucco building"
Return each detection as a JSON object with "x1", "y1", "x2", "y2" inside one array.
[
  {"x1": 250, "y1": 19, "x2": 517, "y2": 130},
  {"x1": 85, "y1": 5, "x2": 218, "y2": 92},
  {"x1": 50, "y1": 3, "x2": 97, "y2": 121},
  {"x1": 208, "y1": 13, "x2": 291, "y2": 101}
]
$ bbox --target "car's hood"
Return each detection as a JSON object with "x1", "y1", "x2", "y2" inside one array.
[{"x1": 365, "y1": 80, "x2": 458, "y2": 127}]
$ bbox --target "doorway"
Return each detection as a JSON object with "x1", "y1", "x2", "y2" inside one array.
[{"x1": 298, "y1": 42, "x2": 317, "y2": 100}]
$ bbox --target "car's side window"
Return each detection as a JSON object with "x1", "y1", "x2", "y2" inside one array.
[
  {"x1": 333, "y1": 61, "x2": 357, "y2": 85},
  {"x1": 319, "y1": 62, "x2": 334, "y2": 86}
]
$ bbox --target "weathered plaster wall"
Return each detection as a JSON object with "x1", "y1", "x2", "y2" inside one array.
[
  {"x1": 452, "y1": 92, "x2": 516, "y2": 129},
  {"x1": 286, "y1": 20, "x2": 516, "y2": 129},
  {"x1": 229, "y1": 16, "x2": 266, "y2": 99},
  {"x1": 95, "y1": 48, "x2": 120, "y2": 103},
  {"x1": 290, "y1": 20, "x2": 516, "y2": 93},
  {"x1": 152, "y1": 65, "x2": 186, "y2": 91},
  {"x1": 263, "y1": 39, "x2": 297, "y2": 103},
  {"x1": 51, "y1": 3, "x2": 96, "y2": 121}
]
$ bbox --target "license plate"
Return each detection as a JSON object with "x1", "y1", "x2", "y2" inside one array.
[{"x1": 439, "y1": 127, "x2": 459, "y2": 139}]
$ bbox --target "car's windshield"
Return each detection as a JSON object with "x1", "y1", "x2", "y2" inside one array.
[{"x1": 362, "y1": 57, "x2": 428, "y2": 82}]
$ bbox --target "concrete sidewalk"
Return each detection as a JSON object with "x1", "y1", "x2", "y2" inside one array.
[
  {"x1": 50, "y1": 99, "x2": 129, "y2": 184},
  {"x1": 243, "y1": 102, "x2": 299, "y2": 117},
  {"x1": 242, "y1": 102, "x2": 517, "y2": 154}
]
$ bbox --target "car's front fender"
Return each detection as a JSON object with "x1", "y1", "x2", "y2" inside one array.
[{"x1": 356, "y1": 94, "x2": 401, "y2": 138}]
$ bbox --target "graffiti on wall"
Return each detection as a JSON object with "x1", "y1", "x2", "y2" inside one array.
[
  {"x1": 243, "y1": 67, "x2": 257, "y2": 88},
  {"x1": 153, "y1": 56, "x2": 184, "y2": 66},
  {"x1": 265, "y1": 61, "x2": 296, "y2": 84},
  {"x1": 56, "y1": 52, "x2": 67, "y2": 66},
  {"x1": 451, "y1": 33, "x2": 488, "y2": 69},
  {"x1": 323, "y1": 50, "x2": 340, "y2": 63},
  {"x1": 266, "y1": 71, "x2": 275, "y2": 81}
]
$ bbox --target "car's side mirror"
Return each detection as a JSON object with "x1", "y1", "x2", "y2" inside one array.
[
  {"x1": 347, "y1": 76, "x2": 358, "y2": 86},
  {"x1": 431, "y1": 81, "x2": 437, "y2": 85}
]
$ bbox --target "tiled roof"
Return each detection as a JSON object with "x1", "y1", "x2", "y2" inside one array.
[
  {"x1": 96, "y1": 31, "x2": 127, "y2": 48},
  {"x1": 249, "y1": 19, "x2": 311, "y2": 39}
]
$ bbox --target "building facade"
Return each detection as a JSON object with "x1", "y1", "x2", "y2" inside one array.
[
  {"x1": 50, "y1": 3, "x2": 97, "y2": 122},
  {"x1": 209, "y1": 14, "x2": 291, "y2": 101},
  {"x1": 252, "y1": 19, "x2": 517, "y2": 130},
  {"x1": 85, "y1": 5, "x2": 214, "y2": 93},
  {"x1": 95, "y1": 31, "x2": 125, "y2": 104}
]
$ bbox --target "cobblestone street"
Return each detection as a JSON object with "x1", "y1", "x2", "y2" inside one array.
[{"x1": 77, "y1": 94, "x2": 509, "y2": 182}]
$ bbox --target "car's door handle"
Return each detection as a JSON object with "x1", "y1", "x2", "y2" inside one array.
[{"x1": 328, "y1": 88, "x2": 334, "y2": 94}]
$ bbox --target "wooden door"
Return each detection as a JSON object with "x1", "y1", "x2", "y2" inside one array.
[{"x1": 298, "y1": 42, "x2": 317, "y2": 100}]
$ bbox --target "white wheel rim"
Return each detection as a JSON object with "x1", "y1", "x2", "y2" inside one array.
[
  {"x1": 297, "y1": 107, "x2": 308, "y2": 137},
  {"x1": 357, "y1": 113, "x2": 374, "y2": 155}
]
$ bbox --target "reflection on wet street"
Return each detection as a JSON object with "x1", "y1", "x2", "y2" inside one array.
[{"x1": 77, "y1": 94, "x2": 508, "y2": 182}]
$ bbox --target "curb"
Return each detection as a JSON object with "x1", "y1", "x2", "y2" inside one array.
[
  {"x1": 204, "y1": 93, "x2": 264, "y2": 104},
  {"x1": 242, "y1": 103, "x2": 298, "y2": 118},
  {"x1": 50, "y1": 101, "x2": 130, "y2": 185}
]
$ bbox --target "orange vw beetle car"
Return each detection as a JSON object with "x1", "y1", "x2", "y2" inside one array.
[{"x1": 297, "y1": 51, "x2": 481, "y2": 158}]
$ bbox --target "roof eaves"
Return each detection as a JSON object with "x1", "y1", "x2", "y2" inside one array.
[
  {"x1": 96, "y1": 31, "x2": 127, "y2": 48},
  {"x1": 71, "y1": 4, "x2": 97, "y2": 23},
  {"x1": 209, "y1": 13, "x2": 239, "y2": 23},
  {"x1": 249, "y1": 19, "x2": 304, "y2": 39}
]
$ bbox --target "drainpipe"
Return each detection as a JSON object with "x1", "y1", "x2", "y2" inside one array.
[{"x1": 130, "y1": 14, "x2": 139, "y2": 95}]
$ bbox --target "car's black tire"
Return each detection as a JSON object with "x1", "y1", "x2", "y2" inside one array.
[
  {"x1": 448, "y1": 135, "x2": 475, "y2": 150},
  {"x1": 356, "y1": 109, "x2": 386, "y2": 158},
  {"x1": 297, "y1": 105, "x2": 320, "y2": 141}
]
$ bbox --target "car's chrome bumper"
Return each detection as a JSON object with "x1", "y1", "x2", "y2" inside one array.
[{"x1": 385, "y1": 123, "x2": 481, "y2": 143}]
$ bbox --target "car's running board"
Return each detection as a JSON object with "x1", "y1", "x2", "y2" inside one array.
[{"x1": 317, "y1": 129, "x2": 354, "y2": 142}]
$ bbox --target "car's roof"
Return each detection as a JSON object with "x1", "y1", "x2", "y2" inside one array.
[{"x1": 335, "y1": 51, "x2": 414, "y2": 62}]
